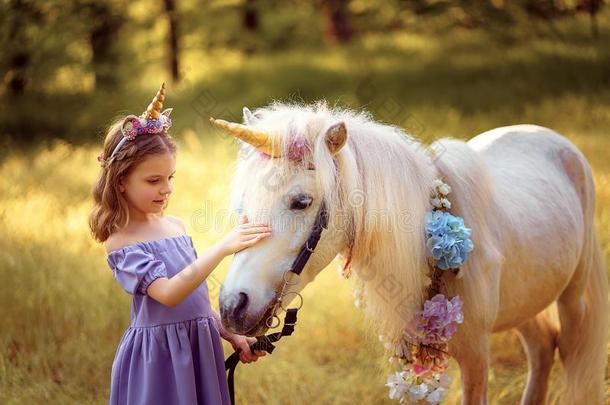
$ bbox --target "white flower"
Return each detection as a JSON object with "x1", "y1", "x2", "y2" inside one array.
[
  {"x1": 423, "y1": 276, "x2": 432, "y2": 287},
  {"x1": 386, "y1": 367, "x2": 453, "y2": 404},
  {"x1": 438, "y1": 184, "x2": 452, "y2": 196},
  {"x1": 432, "y1": 179, "x2": 444, "y2": 188},
  {"x1": 440, "y1": 198, "x2": 451, "y2": 209},
  {"x1": 352, "y1": 287, "x2": 366, "y2": 309},
  {"x1": 386, "y1": 372, "x2": 409, "y2": 401},
  {"x1": 394, "y1": 341, "x2": 409, "y2": 358},
  {"x1": 438, "y1": 374, "x2": 452, "y2": 388},
  {"x1": 431, "y1": 197, "x2": 442, "y2": 208},
  {"x1": 408, "y1": 383, "x2": 429, "y2": 401},
  {"x1": 426, "y1": 387, "x2": 447, "y2": 404}
]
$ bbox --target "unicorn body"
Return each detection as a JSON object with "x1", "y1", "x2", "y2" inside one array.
[{"x1": 217, "y1": 103, "x2": 608, "y2": 404}]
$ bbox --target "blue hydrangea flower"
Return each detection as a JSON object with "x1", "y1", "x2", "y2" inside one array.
[{"x1": 425, "y1": 211, "x2": 473, "y2": 270}]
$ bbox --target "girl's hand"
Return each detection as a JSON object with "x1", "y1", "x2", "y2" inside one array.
[
  {"x1": 217, "y1": 214, "x2": 271, "y2": 256},
  {"x1": 227, "y1": 333, "x2": 267, "y2": 364}
]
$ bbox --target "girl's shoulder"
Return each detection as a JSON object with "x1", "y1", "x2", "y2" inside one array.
[
  {"x1": 163, "y1": 214, "x2": 187, "y2": 234},
  {"x1": 104, "y1": 215, "x2": 187, "y2": 255},
  {"x1": 104, "y1": 232, "x2": 147, "y2": 255}
]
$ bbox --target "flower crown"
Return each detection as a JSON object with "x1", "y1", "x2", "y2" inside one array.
[{"x1": 97, "y1": 83, "x2": 173, "y2": 168}]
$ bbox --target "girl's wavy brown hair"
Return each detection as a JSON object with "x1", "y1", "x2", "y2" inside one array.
[{"x1": 89, "y1": 116, "x2": 177, "y2": 242}]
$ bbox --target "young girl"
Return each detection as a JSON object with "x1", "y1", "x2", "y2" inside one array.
[{"x1": 89, "y1": 83, "x2": 270, "y2": 405}]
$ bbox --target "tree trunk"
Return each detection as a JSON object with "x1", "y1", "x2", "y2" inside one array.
[
  {"x1": 163, "y1": 0, "x2": 180, "y2": 83},
  {"x1": 7, "y1": 0, "x2": 32, "y2": 95},
  {"x1": 89, "y1": 3, "x2": 124, "y2": 89},
  {"x1": 577, "y1": 0, "x2": 604, "y2": 39},
  {"x1": 322, "y1": 0, "x2": 353, "y2": 44},
  {"x1": 243, "y1": 0, "x2": 259, "y2": 31}
]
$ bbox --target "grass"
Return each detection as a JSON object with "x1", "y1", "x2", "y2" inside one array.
[{"x1": 1, "y1": 9, "x2": 610, "y2": 405}]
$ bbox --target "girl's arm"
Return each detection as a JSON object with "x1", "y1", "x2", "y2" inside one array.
[
  {"x1": 211, "y1": 309, "x2": 232, "y2": 341},
  {"x1": 147, "y1": 217, "x2": 271, "y2": 308},
  {"x1": 147, "y1": 241, "x2": 226, "y2": 307}
]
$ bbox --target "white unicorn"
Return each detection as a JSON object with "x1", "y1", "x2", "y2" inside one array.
[{"x1": 213, "y1": 101, "x2": 608, "y2": 405}]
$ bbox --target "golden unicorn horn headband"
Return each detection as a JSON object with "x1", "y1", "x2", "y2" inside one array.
[
  {"x1": 145, "y1": 82, "x2": 166, "y2": 119},
  {"x1": 209, "y1": 117, "x2": 283, "y2": 158},
  {"x1": 103, "y1": 83, "x2": 173, "y2": 163}
]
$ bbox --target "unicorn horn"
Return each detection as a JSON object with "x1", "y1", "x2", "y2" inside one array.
[
  {"x1": 209, "y1": 117, "x2": 282, "y2": 158},
  {"x1": 145, "y1": 82, "x2": 166, "y2": 119}
]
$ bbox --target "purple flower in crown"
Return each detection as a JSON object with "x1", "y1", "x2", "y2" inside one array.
[
  {"x1": 145, "y1": 119, "x2": 163, "y2": 133},
  {"x1": 404, "y1": 294, "x2": 463, "y2": 345}
]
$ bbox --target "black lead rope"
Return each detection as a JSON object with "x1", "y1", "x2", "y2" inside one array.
[
  {"x1": 224, "y1": 309, "x2": 298, "y2": 405},
  {"x1": 224, "y1": 203, "x2": 328, "y2": 405}
]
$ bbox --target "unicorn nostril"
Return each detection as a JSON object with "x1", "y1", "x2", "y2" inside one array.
[{"x1": 233, "y1": 292, "x2": 249, "y2": 320}]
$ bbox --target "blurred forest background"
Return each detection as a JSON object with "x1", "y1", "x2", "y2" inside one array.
[{"x1": 1, "y1": 0, "x2": 609, "y2": 404}]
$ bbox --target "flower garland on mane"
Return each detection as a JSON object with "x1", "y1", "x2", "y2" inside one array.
[{"x1": 339, "y1": 178, "x2": 473, "y2": 404}]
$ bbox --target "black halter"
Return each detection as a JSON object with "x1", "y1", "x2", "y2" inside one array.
[{"x1": 224, "y1": 202, "x2": 329, "y2": 404}]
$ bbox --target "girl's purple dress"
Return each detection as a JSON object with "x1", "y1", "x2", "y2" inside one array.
[{"x1": 106, "y1": 235, "x2": 231, "y2": 405}]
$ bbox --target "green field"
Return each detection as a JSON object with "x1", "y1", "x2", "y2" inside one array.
[{"x1": 1, "y1": 7, "x2": 609, "y2": 405}]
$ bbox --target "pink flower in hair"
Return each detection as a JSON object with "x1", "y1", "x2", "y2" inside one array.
[
  {"x1": 287, "y1": 135, "x2": 308, "y2": 161},
  {"x1": 97, "y1": 153, "x2": 107, "y2": 167}
]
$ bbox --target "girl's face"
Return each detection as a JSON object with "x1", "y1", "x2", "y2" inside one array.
[{"x1": 119, "y1": 152, "x2": 176, "y2": 217}]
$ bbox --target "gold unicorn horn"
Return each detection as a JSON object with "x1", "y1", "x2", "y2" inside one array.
[
  {"x1": 145, "y1": 82, "x2": 166, "y2": 119},
  {"x1": 209, "y1": 117, "x2": 282, "y2": 158}
]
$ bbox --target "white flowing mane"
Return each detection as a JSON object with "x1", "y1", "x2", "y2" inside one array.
[{"x1": 231, "y1": 101, "x2": 446, "y2": 338}]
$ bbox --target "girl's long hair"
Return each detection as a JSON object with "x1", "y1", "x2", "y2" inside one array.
[{"x1": 88, "y1": 117, "x2": 177, "y2": 242}]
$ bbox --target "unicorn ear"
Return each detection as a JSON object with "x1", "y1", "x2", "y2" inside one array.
[
  {"x1": 325, "y1": 122, "x2": 348, "y2": 154},
  {"x1": 243, "y1": 107, "x2": 259, "y2": 125},
  {"x1": 121, "y1": 115, "x2": 141, "y2": 138},
  {"x1": 161, "y1": 108, "x2": 173, "y2": 117}
]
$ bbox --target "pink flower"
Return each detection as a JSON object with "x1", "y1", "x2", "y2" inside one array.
[
  {"x1": 411, "y1": 364, "x2": 430, "y2": 376},
  {"x1": 257, "y1": 150, "x2": 271, "y2": 159},
  {"x1": 97, "y1": 153, "x2": 106, "y2": 167},
  {"x1": 287, "y1": 135, "x2": 308, "y2": 161}
]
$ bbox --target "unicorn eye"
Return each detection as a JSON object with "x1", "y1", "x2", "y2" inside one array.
[{"x1": 289, "y1": 194, "x2": 313, "y2": 210}]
